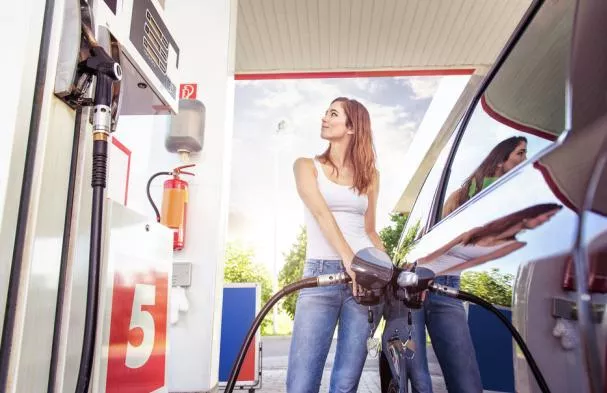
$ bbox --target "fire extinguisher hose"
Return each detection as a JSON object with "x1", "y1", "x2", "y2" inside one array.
[{"x1": 147, "y1": 171, "x2": 172, "y2": 222}]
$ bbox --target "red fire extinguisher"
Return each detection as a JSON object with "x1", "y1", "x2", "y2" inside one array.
[{"x1": 147, "y1": 164, "x2": 195, "y2": 251}]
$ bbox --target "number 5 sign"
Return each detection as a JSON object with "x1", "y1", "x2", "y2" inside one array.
[{"x1": 106, "y1": 269, "x2": 169, "y2": 393}]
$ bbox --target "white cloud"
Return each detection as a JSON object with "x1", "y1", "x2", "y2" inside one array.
[
  {"x1": 255, "y1": 85, "x2": 305, "y2": 108},
  {"x1": 396, "y1": 76, "x2": 441, "y2": 100},
  {"x1": 352, "y1": 78, "x2": 385, "y2": 94}
]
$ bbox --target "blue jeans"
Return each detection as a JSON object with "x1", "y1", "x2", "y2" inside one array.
[
  {"x1": 406, "y1": 309, "x2": 433, "y2": 393},
  {"x1": 410, "y1": 275, "x2": 482, "y2": 393},
  {"x1": 287, "y1": 259, "x2": 383, "y2": 393}
]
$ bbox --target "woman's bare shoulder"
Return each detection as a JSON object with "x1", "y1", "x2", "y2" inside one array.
[
  {"x1": 293, "y1": 157, "x2": 317, "y2": 175},
  {"x1": 294, "y1": 157, "x2": 314, "y2": 166}
]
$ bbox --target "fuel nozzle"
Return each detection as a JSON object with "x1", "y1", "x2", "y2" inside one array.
[
  {"x1": 397, "y1": 266, "x2": 435, "y2": 293},
  {"x1": 393, "y1": 265, "x2": 436, "y2": 309},
  {"x1": 78, "y1": 45, "x2": 122, "y2": 138},
  {"x1": 79, "y1": 46, "x2": 122, "y2": 108},
  {"x1": 350, "y1": 247, "x2": 394, "y2": 305}
]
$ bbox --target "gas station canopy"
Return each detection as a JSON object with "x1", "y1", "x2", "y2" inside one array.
[{"x1": 234, "y1": 0, "x2": 532, "y2": 77}]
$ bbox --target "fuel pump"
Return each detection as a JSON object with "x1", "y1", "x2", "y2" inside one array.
[
  {"x1": 147, "y1": 164, "x2": 196, "y2": 251},
  {"x1": 43, "y1": 1, "x2": 181, "y2": 392}
]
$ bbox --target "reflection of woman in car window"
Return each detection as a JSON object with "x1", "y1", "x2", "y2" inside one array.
[
  {"x1": 442, "y1": 136, "x2": 528, "y2": 217},
  {"x1": 408, "y1": 203, "x2": 562, "y2": 393},
  {"x1": 422, "y1": 203, "x2": 562, "y2": 274}
]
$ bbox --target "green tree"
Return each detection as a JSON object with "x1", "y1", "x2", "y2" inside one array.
[
  {"x1": 379, "y1": 213, "x2": 408, "y2": 259},
  {"x1": 278, "y1": 227, "x2": 307, "y2": 319},
  {"x1": 460, "y1": 268, "x2": 514, "y2": 307},
  {"x1": 394, "y1": 219, "x2": 421, "y2": 265},
  {"x1": 224, "y1": 242, "x2": 274, "y2": 334}
]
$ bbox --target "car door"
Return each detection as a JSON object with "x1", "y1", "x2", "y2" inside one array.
[{"x1": 397, "y1": 0, "x2": 607, "y2": 392}]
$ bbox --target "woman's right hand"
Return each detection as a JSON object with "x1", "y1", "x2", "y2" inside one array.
[{"x1": 343, "y1": 256, "x2": 360, "y2": 296}]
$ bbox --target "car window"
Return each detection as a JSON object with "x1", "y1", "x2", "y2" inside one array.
[
  {"x1": 395, "y1": 131, "x2": 457, "y2": 263},
  {"x1": 439, "y1": 0, "x2": 576, "y2": 220}
]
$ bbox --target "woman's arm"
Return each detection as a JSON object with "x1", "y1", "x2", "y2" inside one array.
[
  {"x1": 417, "y1": 229, "x2": 474, "y2": 265},
  {"x1": 293, "y1": 158, "x2": 359, "y2": 288},
  {"x1": 365, "y1": 170, "x2": 386, "y2": 252},
  {"x1": 440, "y1": 241, "x2": 526, "y2": 275}
]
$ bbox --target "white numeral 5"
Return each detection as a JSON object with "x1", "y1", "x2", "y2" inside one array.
[{"x1": 125, "y1": 284, "x2": 156, "y2": 368}]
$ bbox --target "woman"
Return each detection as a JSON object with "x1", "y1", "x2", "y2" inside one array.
[
  {"x1": 287, "y1": 97, "x2": 385, "y2": 393},
  {"x1": 409, "y1": 203, "x2": 562, "y2": 393},
  {"x1": 442, "y1": 136, "x2": 528, "y2": 217}
]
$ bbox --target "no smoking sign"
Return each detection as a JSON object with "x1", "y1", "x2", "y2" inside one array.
[{"x1": 179, "y1": 83, "x2": 198, "y2": 99}]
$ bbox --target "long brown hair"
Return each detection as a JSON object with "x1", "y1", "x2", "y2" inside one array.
[
  {"x1": 454, "y1": 136, "x2": 527, "y2": 207},
  {"x1": 317, "y1": 97, "x2": 377, "y2": 194}
]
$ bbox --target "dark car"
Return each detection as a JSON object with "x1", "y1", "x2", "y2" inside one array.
[{"x1": 379, "y1": 1, "x2": 607, "y2": 392}]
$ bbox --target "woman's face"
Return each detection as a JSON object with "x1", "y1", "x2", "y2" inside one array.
[
  {"x1": 321, "y1": 101, "x2": 351, "y2": 141},
  {"x1": 502, "y1": 141, "x2": 528, "y2": 173}
]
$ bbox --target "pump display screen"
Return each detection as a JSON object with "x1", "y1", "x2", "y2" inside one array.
[{"x1": 130, "y1": 0, "x2": 180, "y2": 99}]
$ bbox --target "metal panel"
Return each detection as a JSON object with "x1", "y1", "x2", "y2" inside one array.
[
  {"x1": 93, "y1": 201, "x2": 173, "y2": 393},
  {"x1": 14, "y1": 97, "x2": 75, "y2": 393},
  {"x1": 0, "y1": 0, "x2": 47, "y2": 343},
  {"x1": 49, "y1": 109, "x2": 92, "y2": 393},
  {"x1": 0, "y1": 0, "x2": 76, "y2": 390}
]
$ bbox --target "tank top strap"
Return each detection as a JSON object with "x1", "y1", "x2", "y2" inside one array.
[{"x1": 312, "y1": 158, "x2": 327, "y2": 182}]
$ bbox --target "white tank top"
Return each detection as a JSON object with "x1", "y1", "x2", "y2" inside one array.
[{"x1": 304, "y1": 158, "x2": 374, "y2": 260}]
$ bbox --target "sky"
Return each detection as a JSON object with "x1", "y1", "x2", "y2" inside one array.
[{"x1": 227, "y1": 76, "x2": 447, "y2": 274}]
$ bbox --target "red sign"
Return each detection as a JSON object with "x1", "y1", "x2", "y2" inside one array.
[
  {"x1": 106, "y1": 268, "x2": 169, "y2": 393},
  {"x1": 179, "y1": 83, "x2": 198, "y2": 99}
]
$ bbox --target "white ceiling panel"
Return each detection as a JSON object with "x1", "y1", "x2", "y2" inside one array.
[{"x1": 235, "y1": 0, "x2": 532, "y2": 75}]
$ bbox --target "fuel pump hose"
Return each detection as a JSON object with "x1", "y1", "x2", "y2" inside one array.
[
  {"x1": 224, "y1": 273, "x2": 350, "y2": 393},
  {"x1": 74, "y1": 45, "x2": 122, "y2": 393}
]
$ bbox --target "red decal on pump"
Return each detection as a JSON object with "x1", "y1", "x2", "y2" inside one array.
[
  {"x1": 106, "y1": 268, "x2": 169, "y2": 393},
  {"x1": 179, "y1": 83, "x2": 198, "y2": 99}
]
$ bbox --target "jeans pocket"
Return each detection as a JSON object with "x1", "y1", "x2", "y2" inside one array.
[{"x1": 302, "y1": 260, "x2": 321, "y2": 278}]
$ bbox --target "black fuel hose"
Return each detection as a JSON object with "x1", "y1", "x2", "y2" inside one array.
[
  {"x1": 146, "y1": 171, "x2": 172, "y2": 222},
  {"x1": 74, "y1": 48, "x2": 121, "y2": 393},
  {"x1": 75, "y1": 135, "x2": 109, "y2": 393},
  {"x1": 225, "y1": 274, "x2": 350, "y2": 393},
  {"x1": 431, "y1": 284, "x2": 551, "y2": 393}
]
